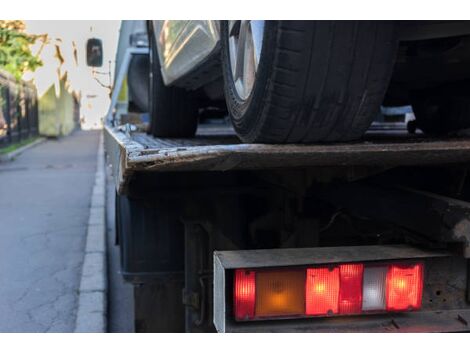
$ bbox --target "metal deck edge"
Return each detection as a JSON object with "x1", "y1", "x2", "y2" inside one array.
[
  {"x1": 214, "y1": 244, "x2": 448, "y2": 269},
  {"x1": 105, "y1": 124, "x2": 470, "y2": 180},
  {"x1": 104, "y1": 125, "x2": 143, "y2": 194}
]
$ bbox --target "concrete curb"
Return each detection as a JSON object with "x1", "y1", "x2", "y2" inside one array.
[
  {"x1": 74, "y1": 131, "x2": 107, "y2": 333},
  {"x1": 0, "y1": 137, "x2": 46, "y2": 162}
]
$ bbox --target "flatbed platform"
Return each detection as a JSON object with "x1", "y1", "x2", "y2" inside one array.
[{"x1": 105, "y1": 122, "x2": 470, "y2": 191}]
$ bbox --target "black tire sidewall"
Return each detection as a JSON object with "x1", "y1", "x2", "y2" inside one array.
[
  {"x1": 147, "y1": 20, "x2": 157, "y2": 134},
  {"x1": 146, "y1": 21, "x2": 198, "y2": 138},
  {"x1": 128, "y1": 54, "x2": 150, "y2": 113}
]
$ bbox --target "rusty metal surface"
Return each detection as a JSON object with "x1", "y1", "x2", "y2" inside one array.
[
  {"x1": 422, "y1": 256, "x2": 469, "y2": 311},
  {"x1": 105, "y1": 123, "x2": 470, "y2": 192},
  {"x1": 214, "y1": 245, "x2": 448, "y2": 270},
  {"x1": 222, "y1": 308, "x2": 470, "y2": 332},
  {"x1": 315, "y1": 183, "x2": 470, "y2": 257},
  {"x1": 109, "y1": 125, "x2": 470, "y2": 170}
]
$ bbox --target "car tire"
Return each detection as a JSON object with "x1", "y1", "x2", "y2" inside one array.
[
  {"x1": 128, "y1": 54, "x2": 150, "y2": 113},
  {"x1": 147, "y1": 21, "x2": 198, "y2": 138},
  {"x1": 221, "y1": 21, "x2": 398, "y2": 143},
  {"x1": 411, "y1": 83, "x2": 470, "y2": 135}
]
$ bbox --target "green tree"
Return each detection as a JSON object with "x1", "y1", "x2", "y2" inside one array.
[{"x1": 0, "y1": 20, "x2": 43, "y2": 80}]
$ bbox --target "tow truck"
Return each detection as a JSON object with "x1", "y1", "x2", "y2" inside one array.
[{"x1": 100, "y1": 20, "x2": 470, "y2": 332}]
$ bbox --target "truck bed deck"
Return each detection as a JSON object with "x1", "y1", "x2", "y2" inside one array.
[{"x1": 105, "y1": 122, "x2": 470, "y2": 191}]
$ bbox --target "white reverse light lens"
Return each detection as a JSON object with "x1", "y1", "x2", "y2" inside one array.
[{"x1": 362, "y1": 266, "x2": 387, "y2": 311}]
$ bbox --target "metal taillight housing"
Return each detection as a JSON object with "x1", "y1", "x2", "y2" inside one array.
[{"x1": 214, "y1": 245, "x2": 448, "y2": 332}]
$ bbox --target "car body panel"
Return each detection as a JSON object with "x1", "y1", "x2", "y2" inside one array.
[
  {"x1": 152, "y1": 20, "x2": 220, "y2": 86},
  {"x1": 115, "y1": 20, "x2": 148, "y2": 80}
]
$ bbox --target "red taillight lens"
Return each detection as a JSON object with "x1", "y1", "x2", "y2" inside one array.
[
  {"x1": 386, "y1": 263, "x2": 423, "y2": 311},
  {"x1": 339, "y1": 264, "x2": 364, "y2": 314},
  {"x1": 233, "y1": 261, "x2": 424, "y2": 321},
  {"x1": 234, "y1": 269, "x2": 256, "y2": 320},
  {"x1": 306, "y1": 267, "x2": 339, "y2": 315}
]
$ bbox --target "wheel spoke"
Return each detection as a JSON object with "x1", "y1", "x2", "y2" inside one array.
[
  {"x1": 234, "y1": 20, "x2": 249, "y2": 82},
  {"x1": 242, "y1": 27, "x2": 256, "y2": 98},
  {"x1": 228, "y1": 20, "x2": 240, "y2": 37},
  {"x1": 249, "y1": 21, "x2": 265, "y2": 69},
  {"x1": 228, "y1": 20, "x2": 265, "y2": 100}
]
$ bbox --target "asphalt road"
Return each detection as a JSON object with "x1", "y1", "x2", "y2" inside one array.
[{"x1": 0, "y1": 130, "x2": 99, "y2": 332}]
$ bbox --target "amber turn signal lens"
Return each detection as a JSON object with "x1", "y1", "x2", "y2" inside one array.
[{"x1": 255, "y1": 270, "x2": 305, "y2": 318}]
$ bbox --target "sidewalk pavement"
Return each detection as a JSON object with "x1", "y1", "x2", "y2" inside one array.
[{"x1": 0, "y1": 130, "x2": 100, "y2": 332}]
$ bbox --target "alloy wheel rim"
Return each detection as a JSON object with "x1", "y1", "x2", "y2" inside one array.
[{"x1": 228, "y1": 20, "x2": 265, "y2": 101}]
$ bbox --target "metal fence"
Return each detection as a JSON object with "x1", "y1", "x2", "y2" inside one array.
[{"x1": 0, "y1": 70, "x2": 39, "y2": 148}]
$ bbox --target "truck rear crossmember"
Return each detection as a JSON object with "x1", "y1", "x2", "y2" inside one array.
[
  {"x1": 106, "y1": 124, "x2": 470, "y2": 193},
  {"x1": 105, "y1": 122, "x2": 470, "y2": 333}
]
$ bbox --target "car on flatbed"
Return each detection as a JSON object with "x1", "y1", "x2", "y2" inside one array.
[
  {"x1": 98, "y1": 20, "x2": 470, "y2": 333},
  {"x1": 136, "y1": 20, "x2": 470, "y2": 144}
]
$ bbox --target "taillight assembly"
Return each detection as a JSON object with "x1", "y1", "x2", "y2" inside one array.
[{"x1": 233, "y1": 262, "x2": 423, "y2": 321}]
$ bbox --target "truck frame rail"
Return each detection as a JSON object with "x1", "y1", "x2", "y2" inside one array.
[{"x1": 105, "y1": 123, "x2": 470, "y2": 193}]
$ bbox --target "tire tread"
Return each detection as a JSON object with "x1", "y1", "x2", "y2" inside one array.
[{"x1": 223, "y1": 20, "x2": 398, "y2": 143}]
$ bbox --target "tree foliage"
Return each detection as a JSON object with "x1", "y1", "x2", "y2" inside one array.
[{"x1": 0, "y1": 20, "x2": 43, "y2": 80}]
